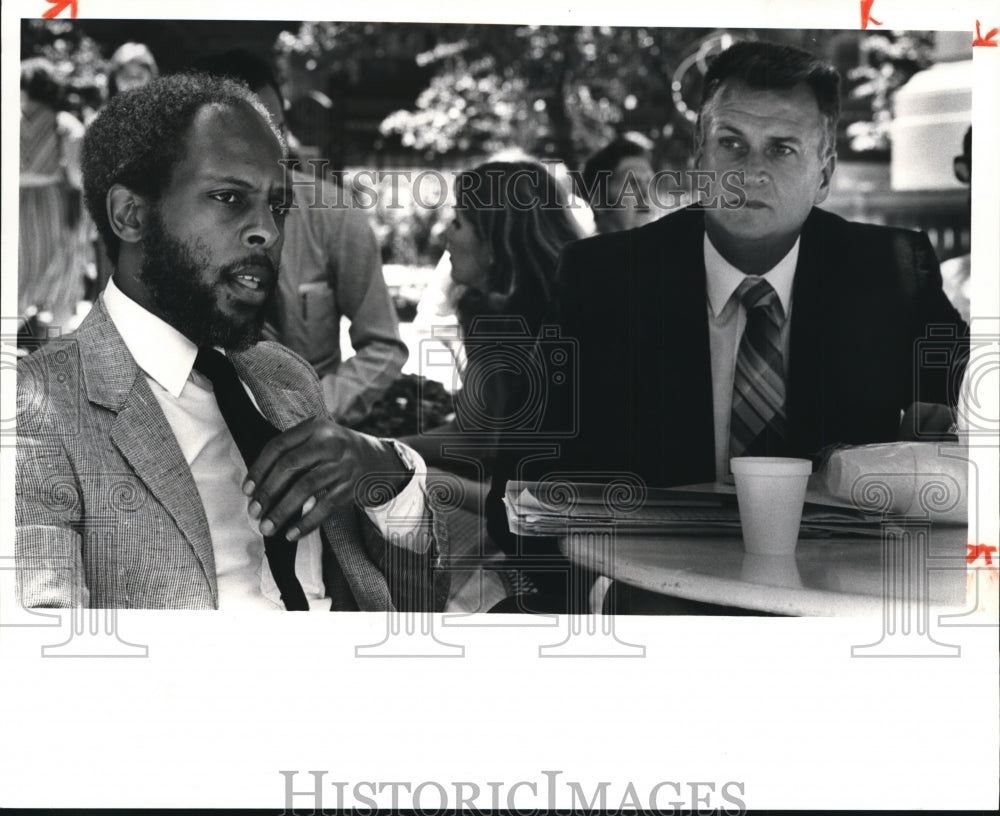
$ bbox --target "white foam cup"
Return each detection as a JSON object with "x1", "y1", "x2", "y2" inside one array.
[{"x1": 730, "y1": 457, "x2": 812, "y2": 555}]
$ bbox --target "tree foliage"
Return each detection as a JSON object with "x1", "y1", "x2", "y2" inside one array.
[
  {"x1": 278, "y1": 22, "x2": 714, "y2": 168},
  {"x1": 844, "y1": 31, "x2": 936, "y2": 153},
  {"x1": 21, "y1": 19, "x2": 109, "y2": 101},
  {"x1": 382, "y1": 24, "x2": 720, "y2": 167}
]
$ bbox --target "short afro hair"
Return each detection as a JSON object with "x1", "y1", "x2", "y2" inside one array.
[
  {"x1": 82, "y1": 72, "x2": 284, "y2": 264},
  {"x1": 696, "y1": 40, "x2": 841, "y2": 158}
]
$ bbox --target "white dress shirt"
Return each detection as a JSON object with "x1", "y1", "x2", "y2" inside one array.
[
  {"x1": 103, "y1": 279, "x2": 427, "y2": 610},
  {"x1": 704, "y1": 235, "x2": 799, "y2": 481}
]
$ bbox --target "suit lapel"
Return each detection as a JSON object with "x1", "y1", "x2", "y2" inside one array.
[
  {"x1": 78, "y1": 300, "x2": 218, "y2": 604},
  {"x1": 787, "y1": 208, "x2": 835, "y2": 453},
  {"x1": 643, "y1": 208, "x2": 715, "y2": 483},
  {"x1": 230, "y1": 347, "x2": 324, "y2": 431},
  {"x1": 231, "y1": 345, "x2": 381, "y2": 609}
]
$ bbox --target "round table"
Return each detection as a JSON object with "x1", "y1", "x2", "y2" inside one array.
[{"x1": 559, "y1": 524, "x2": 973, "y2": 616}]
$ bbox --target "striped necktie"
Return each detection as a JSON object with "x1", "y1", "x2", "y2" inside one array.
[{"x1": 729, "y1": 276, "x2": 788, "y2": 461}]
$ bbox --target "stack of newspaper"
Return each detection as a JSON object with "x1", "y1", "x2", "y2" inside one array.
[{"x1": 504, "y1": 480, "x2": 889, "y2": 538}]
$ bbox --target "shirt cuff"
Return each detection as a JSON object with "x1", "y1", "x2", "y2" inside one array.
[{"x1": 362, "y1": 439, "x2": 430, "y2": 551}]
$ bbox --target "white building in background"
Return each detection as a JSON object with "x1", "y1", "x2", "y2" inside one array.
[{"x1": 890, "y1": 31, "x2": 972, "y2": 191}]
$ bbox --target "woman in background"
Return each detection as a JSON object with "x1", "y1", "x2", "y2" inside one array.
[
  {"x1": 19, "y1": 58, "x2": 88, "y2": 333},
  {"x1": 451, "y1": 160, "x2": 586, "y2": 440},
  {"x1": 404, "y1": 159, "x2": 585, "y2": 465},
  {"x1": 400, "y1": 159, "x2": 585, "y2": 612}
]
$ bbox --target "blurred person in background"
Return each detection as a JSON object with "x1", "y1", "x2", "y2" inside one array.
[
  {"x1": 18, "y1": 58, "x2": 89, "y2": 337},
  {"x1": 397, "y1": 160, "x2": 585, "y2": 612},
  {"x1": 89, "y1": 43, "x2": 161, "y2": 301},
  {"x1": 410, "y1": 155, "x2": 592, "y2": 389},
  {"x1": 578, "y1": 132, "x2": 659, "y2": 234},
  {"x1": 940, "y1": 126, "x2": 971, "y2": 324},
  {"x1": 107, "y1": 42, "x2": 159, "y2": 97},
  {"x1": 402, "y1": 160, "x2": 585, "y2": 467},
  {"x1": 191, "y1": 49, "x2": 408, "y2": 426}
]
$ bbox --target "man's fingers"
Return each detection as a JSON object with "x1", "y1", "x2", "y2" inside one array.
[
  {"x1": 258, "y1": 462, "x2": 352, "y2": 536},
  {"x1": 243, "y1": 417, "x2": 318, "y2": 495},
  {"x1": 249, "y1": 430, "x2": 343, "y2": 515},
  {"x1": 241, "y1": 419, "x2": 401, "y2": 541},
  {"x1": 286, "y1": 489, "x2": 346, "y2": 542},
  {"x1": 255, "y1": 463, "x2": 329, "y2": 533}
]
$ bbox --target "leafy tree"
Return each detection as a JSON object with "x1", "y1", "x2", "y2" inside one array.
[
  {"x1": 379, "y1": 24, "x2": 715, "y2": 168},
  {"x1": 276, "y1": 23, "x2": 847, "y2": 170},
  {"x1": 844, "y1": 31, "x2": 936, "y2": 154},
  {"x1": 278, "y1": 22, "x2": 715, "y2": 168},
  {"x1": 21, "y1": 19, "x2": 109, "y2": 109}
]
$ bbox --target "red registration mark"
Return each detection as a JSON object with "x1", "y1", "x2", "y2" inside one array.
[{"x1": 41, "y1": 0, "x2": 77, "y2": 19}]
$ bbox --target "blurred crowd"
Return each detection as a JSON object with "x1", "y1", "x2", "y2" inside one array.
[{"x1": 18, "y1": 44, "x2": 161, "y2": 339}]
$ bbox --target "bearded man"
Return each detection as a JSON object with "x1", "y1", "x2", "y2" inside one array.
[{"x1": 16, "y1": 74, "x2": 447, "y2": 611}]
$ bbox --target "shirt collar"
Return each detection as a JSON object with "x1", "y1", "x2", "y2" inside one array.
[
  {"x1": 103, "y1": 277, "x2": 198, "y2": 398},
  {"x1": 704, "y1": 233, "x2": 799, "y2": 319}
]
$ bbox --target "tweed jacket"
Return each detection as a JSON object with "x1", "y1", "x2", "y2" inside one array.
[{"x1": 16, "y1": 298, "x2": 448, "y2": 610}]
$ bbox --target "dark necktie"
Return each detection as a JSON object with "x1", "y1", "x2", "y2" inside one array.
[
  {"x1": 729, "y1": 277, "x2": 788, "y2": 461},
  {"x1": 193, "y1": 347, "x2": 310, "y2": 611}
]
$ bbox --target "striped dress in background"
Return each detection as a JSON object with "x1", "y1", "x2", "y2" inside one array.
[{"x1": 19, "y1": 104, "x2": 88, "y2": 329}]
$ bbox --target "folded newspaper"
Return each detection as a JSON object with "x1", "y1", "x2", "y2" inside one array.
[
  {"x1": 505, "y1": 442, "x2": 968, "y2": 538},
  {"x1": 503, "y1": 480, "x2": 887, "y2": 538}
]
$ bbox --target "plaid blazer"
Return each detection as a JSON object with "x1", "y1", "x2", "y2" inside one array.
[{"x1": 16, "y1": 298, "x2": 448, "y2": 610}]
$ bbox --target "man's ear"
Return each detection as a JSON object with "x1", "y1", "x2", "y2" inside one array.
[
  {"x1": 107, "y1": 184, "x2": 150, "y2": 246},
  {"x1": 813, "y1": 152, "x2": 837, "y2": 205}
]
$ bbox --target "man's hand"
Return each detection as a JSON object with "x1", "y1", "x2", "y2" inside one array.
[
  {"x1": 899, "y1": 401, "x2": 958, "y2": 442},
  {"x1": 243, "y1": 416, "x2": 411, "y2": 542}
]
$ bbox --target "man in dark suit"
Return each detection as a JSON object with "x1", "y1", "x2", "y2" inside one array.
[
  {"x1": 17, "y1": 74, "x2": 446, "y2": 610},
  {"x1": 489, "y1": 40, "x2": 968, "y2": 613}
]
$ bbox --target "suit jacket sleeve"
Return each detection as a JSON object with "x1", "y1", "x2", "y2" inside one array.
[
  {"x1": 320, "y1": 502, "x2": 449, "y2": 613},
  {"x1": 15, "y1": 353, "x2": 89, "y2": 607},
  {"x1": 903, "y1": 229, "x2": 969, "y2": 407},
  {"x1": 359, "y1": 502, "x2": 450, "y2": 612},
  {"x1": 334, "y1": 425, "x2": 449, "y2": 611}
]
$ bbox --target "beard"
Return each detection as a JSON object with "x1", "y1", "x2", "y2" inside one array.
[{"x1": 138, "y1": 209, "x2": 277, "y2": 351}]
